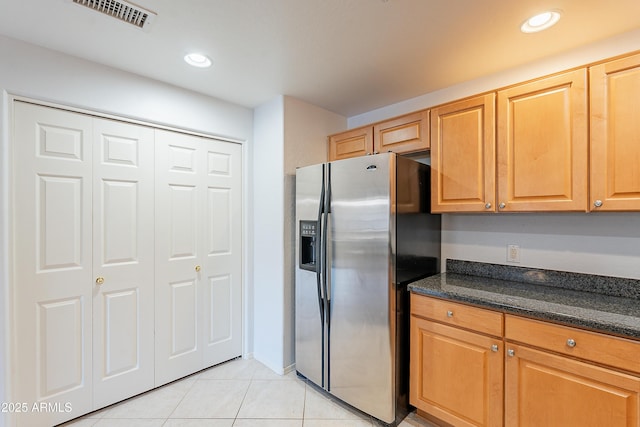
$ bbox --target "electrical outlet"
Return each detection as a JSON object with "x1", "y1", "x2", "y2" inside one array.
[{"x1": 507, "y1": 244, "x2": 520, "y2": 263}]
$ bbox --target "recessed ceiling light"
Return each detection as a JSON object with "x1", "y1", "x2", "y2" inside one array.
[
  {"x1": 184, "y1": 53, "x2": 212, "y2": 68},
  {"x1": 521, "y1": 10, "x2": 561, "y2": 33}
]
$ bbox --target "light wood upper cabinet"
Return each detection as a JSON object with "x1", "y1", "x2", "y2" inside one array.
[
  {"x1": 332, "y1": 52, "x2": 640, "y2": 212},
  {"x1": 328, "y1": 125, "x2": 373, "y2": 160},
  {"x1": 430, "y1": 94, "x2": 496, "y2": 213},
  {"x1": 373, "y1": 110, "x2": 429, "y2": 154},
  {"x1": 590, "y1": 53, "x2": 640, "y2": 211},
  {"x1": 497, "y1": 69, "x2": 588, "y2": 212},
  {"x1": 328, "y1": 110, "x2": 429, "y2": 161}
]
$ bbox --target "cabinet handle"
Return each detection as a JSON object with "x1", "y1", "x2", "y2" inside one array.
[
  {"x1": 96, "y1": 276, "x2": 105, "y2": 286},
  {"x1": 485, "y1": 203, "x2": 492, "y2": 209},
  {"x1": 446, "y1": 310, "x2": 454, "y2": 318},
  {"x1": 507, "y1": 349, "x2": 515, "y2": 357},
  {"x1": 566, "y1": 338, "x2": 577, "y2": 348},
  {"x1": 491, "y1": 344, "x2": 499, "y2": 352},
  {"x1": 195, "y1": 265, "x2": 201, "y2": 272},
  {"x1": 499, "y1": 202, "x2": 506, "y2": 210},
  {"x1": 593, "y1": 200, "x2": 603, "y2": 208}
]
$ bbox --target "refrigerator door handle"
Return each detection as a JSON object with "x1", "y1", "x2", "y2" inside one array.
[
  {"x1": 323, "y1": 163, "x2": 332, "y2": 319},
  {"x1": 316, "y1": 167, "x2": 326, "y2": 324},
  {"x1": 323, "y1": 163, "x2": 332, "y2": 391}
]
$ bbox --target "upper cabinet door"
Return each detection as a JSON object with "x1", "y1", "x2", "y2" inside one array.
[
  {"x1": 328, "y1": 126, "x2": 373, "y2": 161},
  {"x1": 590, "y1": 54, "x2": 640, "y2": 211},
  {"x1": 497, "y1": 69, "x2": 588, "y2": 212},
  {"x1": 430, "y1": 94, "x2": 496, "y2": 213},
  {"x1": 373, "y1": 110, "x2": 429, "y2": 155}
]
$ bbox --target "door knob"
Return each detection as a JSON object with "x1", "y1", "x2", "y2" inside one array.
[
  {"x1": 195, "y1": 265, "x2": 201, "y2": 272},
  {"x1": 96, "y1": 276, "x2": 105, "y2": 285}
]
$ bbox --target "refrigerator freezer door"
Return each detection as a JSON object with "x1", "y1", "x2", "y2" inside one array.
[
  {"x1": 295, "y1": 163, "x2": 325, "y2": 387},
  {"x1": 328, "y1": 153, "x2": 395, "y2": 423}
]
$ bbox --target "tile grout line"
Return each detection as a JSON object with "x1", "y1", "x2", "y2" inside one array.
[{"x1": 161, "y1": 373, "x2": 201, "y2": 425}]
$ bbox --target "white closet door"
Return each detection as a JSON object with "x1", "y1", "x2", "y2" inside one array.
[
  {"x1": 13, "y1": 102, "x2": 93, "y2": 426},
  {"x1": 154, "y1": 130, "x2": 205, "y2": 385},
  {"x1": 154, "y1": 130, "x2": 242, "y2": 385},
  {"x1": 92, "y1": 119, "x2": 155, "y2": 408},
  {"x1": 201, "y1": 140, "x2": 242, "y2": 366}
]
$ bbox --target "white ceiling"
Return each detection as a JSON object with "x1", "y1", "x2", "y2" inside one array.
[{"x1": 1, "y1": 0, "x2": 639, "y2": 117}]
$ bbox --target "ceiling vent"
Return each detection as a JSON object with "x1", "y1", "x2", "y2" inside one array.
[{"x1": 71, "y1": 0, "x2": 157, "y2": 31}]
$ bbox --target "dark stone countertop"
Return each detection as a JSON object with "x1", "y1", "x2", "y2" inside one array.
[{"x1": 408, "y1": 260, "x2": 640, "y2": 340}]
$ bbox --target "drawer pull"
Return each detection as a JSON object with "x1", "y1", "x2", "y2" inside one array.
[
  {"x1": 566, "y1": 338, "x2": 577, "y2": 348},
  {"x1": 491, "y1": 344, "x2": 499, "y2": 352},
  {"x1": 507, "y1": 349, "x2": 515, "y2": 357},
  {"x1": 446, "y1": 310, "x2": 454, "y2": 318}
]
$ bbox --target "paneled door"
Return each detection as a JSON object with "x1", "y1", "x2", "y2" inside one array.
[
  {"x1": 200, "y1": 136, "x2": 242, "y2": 367},
  {"x1": 154, "y1": 130, "x2": 242, "y2": 386},
  {"x1": 91, "y1": 119, "x2": 155, "y2": 408},
  {"x1": 496, "y1": 69, "x2": 588, "y2": 212},
  {"x1": 13, "y1": 102, "x2": 94, "y2": 426},
  {"x1": 590, "y1": 53, "x2": 640, "y2": 211}
]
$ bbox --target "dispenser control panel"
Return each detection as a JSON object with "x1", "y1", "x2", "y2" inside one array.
[{"x1": 299, "y1": 220, "x2": 317, "y2": 272}]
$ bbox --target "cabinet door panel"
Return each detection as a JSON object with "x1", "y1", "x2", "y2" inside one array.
[
  {"x1": 590, "y1": 53, "x2": 640, "y2": 211},
  {"x1": 431, "y1": 94, "x2": 496, "y2": 213},
  {"x1": 506, "y1": 344, "x2": 640, "y2": 427},
  {"x1": 374, "y1": 110, "x2": 429, "y2": 154},
  {"x1": 410, "y1": 316, "x2": 503, "y2": 427},
  {"x1": 13, "y1": 101, "x2": 93, "y2": 426},
  {"x1": 92, "y1": 119, "x2": 155, "y2": 408},
  {"x1": 497, "y1": 69, "x2": 588, "y2": 211},
  {"x1": 328, "y1": 126, "x2": 372, "y2": 160}
]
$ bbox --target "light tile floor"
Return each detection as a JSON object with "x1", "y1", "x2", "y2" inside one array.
[{"x1": 60, "y1": 358, "x2": 436, "y2": 427}]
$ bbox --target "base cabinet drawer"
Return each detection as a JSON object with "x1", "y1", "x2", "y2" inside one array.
[
  {"x1": 411, "y1": 293, "x2": 503, "y2": 337},
  {"x1": 505, "y1": 314, "x2": 640, "y2": 374}
]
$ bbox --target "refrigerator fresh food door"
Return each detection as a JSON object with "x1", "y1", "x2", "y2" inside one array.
[
  {"x1": 295, "y1": 163, "x2": 326, "y2": 388},
  {"x1": 328, "y1": 153, "x2": 395, "y2": 423}
]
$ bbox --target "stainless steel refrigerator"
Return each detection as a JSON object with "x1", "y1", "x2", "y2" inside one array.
[{"x1": 295, "y1": 152, "x2": 441, "y2": 425}]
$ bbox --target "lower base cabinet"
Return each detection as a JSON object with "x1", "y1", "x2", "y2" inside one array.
[
  {"x1": 410, "y1": 294, "x2": 503, "y2": 427},
  {"x1": 410, "y1": 317, "x2": 503, "y2": 427},
  {"x1": 505, "y1": 343, "x2": 640, "y2": 427},
  {"x1": 410, "y1": 293, "x2": 640, "y2": 427}
]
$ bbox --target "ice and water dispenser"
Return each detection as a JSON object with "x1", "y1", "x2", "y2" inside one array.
[{"x1": 299, "y1": 220, "x2": 317, "y2": 272}]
